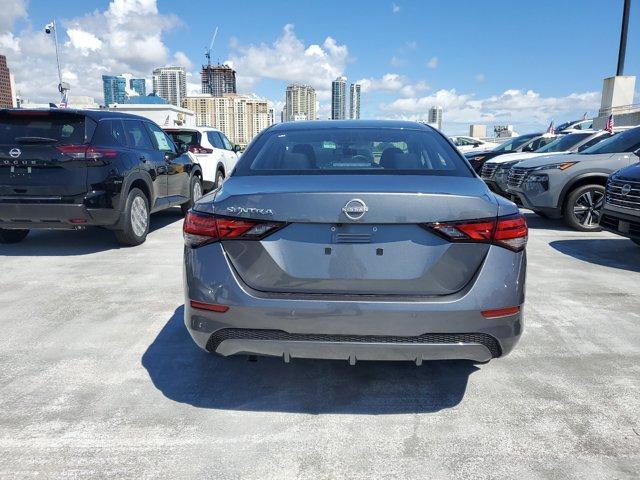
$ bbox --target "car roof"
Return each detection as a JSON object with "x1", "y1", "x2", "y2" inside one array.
[
  {"x1": 267, "y1": 119, "x2": 435, "y2": 132},
  {"x1": 164, "y1": 126, "x2": 222, "y2": 133},
  {"x1": 0, "y1": 108, "x2": 155, "y2": 122}
]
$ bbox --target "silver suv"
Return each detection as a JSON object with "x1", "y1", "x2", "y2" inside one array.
[{"x1": 507, "y1": 126, "x2": 640, "y2": 231}]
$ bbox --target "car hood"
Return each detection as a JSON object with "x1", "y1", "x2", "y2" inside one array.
[
  {"x1": 611, "y1": 159, "x2": 640, "y2": 178},
  {"x1": 514, "y1": 152, "x2": 617, "y2": 169},
  {"x1": 484, "y1": 151, "x2": 566, "y2": 165}
]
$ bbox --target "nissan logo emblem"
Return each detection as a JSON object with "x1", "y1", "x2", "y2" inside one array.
[
  {"x1": 9, "y1": 148, "x2": 21, "y2": 158},
  {"x1": 342, "y1": 199, "x2": 368, "y2": 221},
  {"x1": 621, "y1": 184, "x2": 632, "y2": 196}
]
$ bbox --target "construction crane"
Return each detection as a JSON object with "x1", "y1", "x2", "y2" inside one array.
[{"x1": 205, "y1": 26, "x2": 218, "y2": 67}]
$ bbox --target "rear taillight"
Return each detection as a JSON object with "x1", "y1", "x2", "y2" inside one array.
[
  {"x1": 427, "y1": 214, "x2": 527, "y2": 252},
  {"x1": 188, "y1": 145, "x2": 214, "y2": 154},
  {"x1": 183, "y1": 211, "x2": 285, "y2": 248},
  {"x1": 56, "y1": 144, "x2": 117, "y2": 159}
]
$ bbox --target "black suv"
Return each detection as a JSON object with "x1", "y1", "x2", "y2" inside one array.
[
  {"x1": 0, "y1": 109, "x2": 202, "y2": 246},
  {"x1": 600, "y1": 161, "x2": 640, "y2": 247}
]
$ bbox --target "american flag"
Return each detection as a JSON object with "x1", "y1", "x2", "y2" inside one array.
[
  {"x1": 163, "y1": 115, "x2": 170, "y2": 126},
  {"x1": 604, "y1": 114, "x2": 614, "y2": 133},
  {"x1": 59, "y1": 90, "x2": 68, "y2": 109},
  {"x1": 546, "y1": 121, "x2": 554, "y2": 134}
]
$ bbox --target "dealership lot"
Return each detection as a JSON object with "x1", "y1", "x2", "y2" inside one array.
[{"x1": 0, "y1": 209, "x2": 638, "y2": 479}]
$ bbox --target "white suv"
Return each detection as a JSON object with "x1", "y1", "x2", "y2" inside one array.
[
  {"x1": 449, "y1": 136, "x2": 499, "y2": 153},
  {"x1": 164, "y1": 127, "x2": 240, "y2": 191}
]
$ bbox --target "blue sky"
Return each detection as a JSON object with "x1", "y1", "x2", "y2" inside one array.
[{"x1": 2, "y1": 0, "x2": 639, "y2": 133}]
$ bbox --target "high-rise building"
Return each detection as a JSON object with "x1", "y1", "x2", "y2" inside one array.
[
  {"x1": 102, "y1": 75, "x2": 127, "y2": 105},
  {"x1": 129, "y1": 78, "x2": 146, "y2": 97},
  {"x1": 331, "y1": 76, "x2": 347, "y2": 120},
  {"x1": 284, "y1": 84, "x2": 317, "y2": 121},
  {"x1": 268, "y1": 108, "x2": 275, "y2": 125},
  {"x1": 349, "y1": 83, "x2": 361, "y2": 119},
  {"x1": 428, "y1": 106, "x2": 443, "y2": 130},
  {"x1": 182, "y1": 93, "x2": 273, "y2": 147},
  {"x1": 201, "y1": 64, "x2": 236, "y2": 97},
  {"x1": 152, "y1": 66, "x2": 186, "y2": 106},
  {"x1": 0, "y1": 56, "x2": 13, "y2": 108},
  {"x1": 469, "y1": 124, "x2": 487, "y2": 138}
]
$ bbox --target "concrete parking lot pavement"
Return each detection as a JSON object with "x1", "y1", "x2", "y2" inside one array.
[{"x1": 0, "y1": 209, "x2": 639, "y2": 479}]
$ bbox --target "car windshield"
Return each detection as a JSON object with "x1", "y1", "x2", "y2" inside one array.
[
  {"x1": 535, "y1": 132, "x2": 592, "y2": 153},
  {"x1": 581, "y1": 127, "x2": 640, "y2": 154},
  {"x1": 0, "y1": 112, "x2": 89, "y2": 145},
  {"x1": 234, "y1": 127, "x2": 473, "y2": 177},
  {"x1": 491, "y1": 134, "x2": 538, "y2": 153}
]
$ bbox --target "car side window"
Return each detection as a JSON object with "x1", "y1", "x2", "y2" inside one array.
[
  {"x1": 220, "y1": 133, "x2": 233, "y2": 150},
  {"x1": 146, "y1": 122, "x2": 176, "y2": 153},
  {"x1": 578, "y1": 134, "x2": 610, "y2": 152},
  {"x1": 123, "y1": 120, "x2": 153, "y2": 150},
  {"x1": 207, "y1": 131, "x2": 224, "y2": 149},
  {"x1": 93, "y1": 120, "x2": 127, "y2": 147}
]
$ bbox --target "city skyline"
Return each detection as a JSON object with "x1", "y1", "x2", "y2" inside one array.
[{"x1": 2, "y1": 0, "x2": 639, "y2": 133}]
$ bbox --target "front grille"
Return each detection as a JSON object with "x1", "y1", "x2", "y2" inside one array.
[
  {"x1": 481, "y1": 163, "x2": 499, "y2": 179},
  {"x1": 206, "y1": 328, "x2": 502, "y2": 358},
  {"x1": 606, "y1": 177, "x2": 640, "y2": 211},
  {"x1": 507, "y1": 167, "x2": 529, "y2": 189},
  {"x1": 600, "y1": 214, "x2": 640, "y2": 237}
]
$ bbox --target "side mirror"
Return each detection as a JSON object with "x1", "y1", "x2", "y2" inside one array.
[
  {"x1": 232, "y1": 144, "x2": 242, "y2": 153},
  {"x1": 178, "y1": 142, "x2": 189, "y2": 154}
]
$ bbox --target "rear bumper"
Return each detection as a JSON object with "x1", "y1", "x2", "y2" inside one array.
[
  {"x1": 0, "y1": 201, "x2": 120, "y2": 229},
  {"x1": 183, "y1": 242, "x2": 526, "y2": 363}
]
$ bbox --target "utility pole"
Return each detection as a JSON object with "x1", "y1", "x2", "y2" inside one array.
[
  {"x1": 44, "y1": 20, "x2": 70, "y2": 106},
  {"x1": 616, "y1": 0, "x2": 631, "y2": 75}
]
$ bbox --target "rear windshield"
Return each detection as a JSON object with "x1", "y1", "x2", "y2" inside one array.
[
  {"x1": 536, "y1": 132, "x2": 592, "y2": 153},
  {"x1": 233, "y1": 127, "x2": 473, "y2": 177},
  {"x1": 491, "y1": 134, "x2": 538, "y2": 153},
  {"x1": 0, "y1": 112, "x2": 90, "y2": 145},
  {"x1": 581, "y1": 127, "x2": 640, "y2": 154},
  {"x1": 166, "y1": 130, "x2": 200, "y2": 147}
]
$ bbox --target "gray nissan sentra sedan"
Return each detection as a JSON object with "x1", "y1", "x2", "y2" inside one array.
[{"x1": 183, "y1": 120, "x2": 527, "y2": 364}]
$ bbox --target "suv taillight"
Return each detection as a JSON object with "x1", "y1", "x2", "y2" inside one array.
[
  {"x1": 188, "y1": 145, "x2": 213, "y2": 154},
  {"x1": 56, "y1": 144, "x2": 117, "y2": 159},
  {"x1": 426, "y1": 214, "x2": 528, "y2": 252},
  {"x1": 183, "y1": 211, "x2": 285, "y2": 248}
]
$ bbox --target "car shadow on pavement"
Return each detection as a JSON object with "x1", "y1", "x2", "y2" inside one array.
[
  {"x1": 0, "y1": 208, "x2": 184, "y2": 256},
  {"x1": 142, "y1": 306, "x2": 479, "y2": 414},
  {"x1": 522, "y1": 211, "x2": 570, "y2": 231},
  {"x1": 550, "y1": 238, "x2": 640, "y2": 272}
]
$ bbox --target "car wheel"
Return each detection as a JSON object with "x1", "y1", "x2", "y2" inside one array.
[
  {"x1": 214, "y1": 170, "x2": 225, "y2": 189},
  {"x1": 114, "y1": 188, "x2": 149, "y2": 246},
  {"x1": 563, "y1": 184, "x2": 605, "y2": 232},
  {"x1": 181, "y1": 175, "x2": 203, "y2": 215},
  {"x1": 0, "y1": 228, "x2": 29, "y2": 244}
]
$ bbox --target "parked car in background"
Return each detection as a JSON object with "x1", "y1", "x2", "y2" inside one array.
[
  {"x1": 555, "y1": 118, "x2": 593, "y2": 133},
  {"x1": 449, "y1": 135, "x2": 499, "y2": 153},
  {"x1": 599, "y1": 162, "x2": 640, "y2": 247},
  {"x1": 0, "y1": 109, "x2": 202, "y2": 245},
  {"x1": 164, "y1": 126, "x2": 240, "y2": 191},
  {"x1": 183, "y1": 120, "x2": 527, "y2": 364},
  {"x1": 507, "y1": 126, "x2": 640, "y2": 230},
  {"x1": 465, "y1": 133, "x2": 555, "y2": 174},
  {"x1": 481, "y1": 130, "x2": 614, "y2": 196}
]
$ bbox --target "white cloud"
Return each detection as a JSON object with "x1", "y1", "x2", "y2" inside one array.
[
  {"x1": 4, "y1": 0, "x2": 186, "y2": 103},
  {"x1": 390, "y1": 56, "x2": 406, "y2": 67},
  {"x1": 475, "y1": 73, "x2": 485, "y2": 82},
  {"x1": 357, "y1": 73, "x2": 429, "y2": 98},
  {"x1": 392, "y1": 3, "x2": 401, "y2": 13},
  {"x1": 173, "y1": 51, "x2": 192, "y2": 70},
  {"x1": 426, "y1": 57, "x2": 438, "y2": 69},
  {"x1": 227, "y1": 24, "x2": 350, "y2": 102},
  {"x1": 381, "y1": 88, "x2": 600, "y2": 129},
  {"x1": 0, "y1": 0, "x2": 27, "y2": 31}
]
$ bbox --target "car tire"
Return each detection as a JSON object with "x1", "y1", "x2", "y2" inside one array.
[
  {"x1": 214, "y1": 169, "x2": 225, "y2": 189},
  {"x1": 181, "y1": 175, "x2": 203, "y2": 215},
  {"x1": 114, "y1": 188, "x2": 150, "y2": 246},
  {"x1": 0, "y1": 228, "x2": 29, "y2": 244},
  {"x1": 562, "y1": 184, "x2": 605, "y2": 232}
]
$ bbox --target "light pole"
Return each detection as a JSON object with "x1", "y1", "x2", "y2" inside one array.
[
  {"x1": 616, "y1": 0, "x2": 631, "y2": 76},
  {"x1": 44, "y1": 20, "x2": 70, "y2": 106}
]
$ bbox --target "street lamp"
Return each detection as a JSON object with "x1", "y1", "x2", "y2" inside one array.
[{"x1": 44, "y1": 20, "x2": 70, "y2": 106}]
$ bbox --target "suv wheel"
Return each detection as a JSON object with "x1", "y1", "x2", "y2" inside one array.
[
  {"x1": 114, "y1": 188, "x2": 149, "y2": 246},
  {"x1": 215, "y1": 170, "x2": 225, "y2": 189},
  {"x1": 563, "y1": 184, "x2": 605, "y2": 232},
  {"x1": 181, "y1": 175, "x2": 203, "y2": 215},
  {"x1": 0, "y1": 228, "x2": 29, "y2": 244}
]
